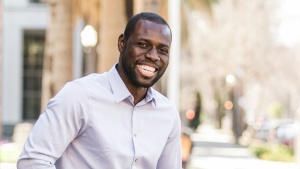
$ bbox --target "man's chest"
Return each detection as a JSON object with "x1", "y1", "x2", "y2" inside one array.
[{"x1": 76, "y1": 100, "x2": 174, "y2": 162}]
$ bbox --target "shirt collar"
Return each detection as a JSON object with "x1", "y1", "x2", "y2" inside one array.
[
  {"x1": 145, "y1": 87, "x2": 157, "y2": 107},
  {"x1": 107, "y1": 64, "x2": 157, "y2": 107}
]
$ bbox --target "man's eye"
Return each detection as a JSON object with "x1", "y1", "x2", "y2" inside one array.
[
  {"x1": 138, "y1": 43, "x2": 147, "y2": 48},
  {"x1": 159, "y1": 48, "x2": 169, "y2": 55}
]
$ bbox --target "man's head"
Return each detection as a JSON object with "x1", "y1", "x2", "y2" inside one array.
[
  {"x1": 117, "y1": 12, "x2": 172, "y2": 89},
  {"x1": 123, "y1": 12, "x2": 172, "y2": 40}
]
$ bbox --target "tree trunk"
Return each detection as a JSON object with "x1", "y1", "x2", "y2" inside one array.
[{"x1": 41, "y1": 0, "x2": 73, "y2": 111}]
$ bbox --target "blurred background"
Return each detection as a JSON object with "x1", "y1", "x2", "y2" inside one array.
[{"x1": 1, "y1": 0, "x2": 300, "y2": 168}]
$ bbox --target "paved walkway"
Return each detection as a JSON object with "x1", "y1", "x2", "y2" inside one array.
[
  {"x1": 0, "y1": 163, "x2": 16, "y2": 169},
  {"x1": 1, "y1": 124, "x2": 297, "y2": 169},
  {"x1": 186, "y1": 124, "x2": 297, "y2": 169}
]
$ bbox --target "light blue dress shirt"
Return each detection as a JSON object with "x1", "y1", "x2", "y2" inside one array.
[{"x1": 17, "y1": 65, "x2": 182, "y2": 169}]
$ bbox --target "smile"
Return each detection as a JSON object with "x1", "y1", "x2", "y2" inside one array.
[{"x1": 137, "y1": 65, "x2": 156, "y2": 77}]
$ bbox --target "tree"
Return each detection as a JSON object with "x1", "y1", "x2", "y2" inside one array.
[
  {"x1": 188, "y1": 91, "x2": 202, "y2": 130},
  {"x1": 180, "y1": 0, "x2": 300, "y2": 126},
  {"x1": 0, "y1": 0, "x2": 3, "y2": 138}
]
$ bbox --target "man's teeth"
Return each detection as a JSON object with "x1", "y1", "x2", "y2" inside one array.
[{"x1": 138, "y1": 65, "x2": 155, "y2": 72}]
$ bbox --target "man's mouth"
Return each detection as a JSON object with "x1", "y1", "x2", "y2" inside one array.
[{"x1": 137, "y1": 65, "x2": 156, "y2": 77}]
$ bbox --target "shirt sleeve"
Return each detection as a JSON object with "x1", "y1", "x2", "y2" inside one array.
[
  {"x1": 17, "y1": 81, "x2": 89, "y2": 169},
  {"x1": 156, "y1": 108, "x2": 182, "y2": 169}
]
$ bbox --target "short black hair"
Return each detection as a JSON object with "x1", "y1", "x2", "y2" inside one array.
[{"x1": 123, "y1": 12, "x2": 171, "y2": 40}]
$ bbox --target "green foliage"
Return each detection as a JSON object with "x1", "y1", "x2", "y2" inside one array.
[
  {"x1": 250, "y1": 143, "x2": 294, "y2": 162},
  {"x1": 251, "y1": 145, "x2": 267, "y2": 158}
]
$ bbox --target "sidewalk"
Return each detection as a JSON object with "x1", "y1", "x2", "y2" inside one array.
[
  {"x1": 0, "y1": 163, "x2": 16, "y2": 169},
  {"x1": 186, "y1": 124, "x2": 297, "y2": 169}
]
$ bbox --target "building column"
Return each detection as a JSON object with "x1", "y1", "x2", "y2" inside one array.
[
  {"x1": 98, "y1": 0, "x2": 126, "y2": 73},
  {"x1": 41, "y1": 0, "x2": 73, "y2": 111}
]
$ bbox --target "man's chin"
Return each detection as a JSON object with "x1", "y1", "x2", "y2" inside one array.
[
  {"x1": 136, "y1": 82, "x2": 154, "y2": 88},
  {"x1": 133, "y1": 79, "x2": 156, "y2": 88}
]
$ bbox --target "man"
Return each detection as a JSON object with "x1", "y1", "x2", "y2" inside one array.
[{"x1": 17, "y1": 12, "x2": 182, "y2": 169}]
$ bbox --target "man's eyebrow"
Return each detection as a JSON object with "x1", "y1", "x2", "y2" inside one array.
[
  {"x1": 158, "y1": 43, "x2": 170, "y2": 48},
  {"x1": 137, "y1": 37, "x2": 170, "y2": 47}
]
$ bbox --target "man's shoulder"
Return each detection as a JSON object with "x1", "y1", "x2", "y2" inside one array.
[
  {"x1": 62, "y1": 73, "x2": 110, "y2": 95},
  {"x1": 151, "y1": 88, "x2": 176, "y2": 109},
  {"x1": 77, "y1": 73, "x2": 106, "y2": 82},
  {"x1": 151, "y1": 89, "x2": 167, "y2": 101},
  {"x1": 72, "y1": 73, "x2": 108, "y2": 87}
]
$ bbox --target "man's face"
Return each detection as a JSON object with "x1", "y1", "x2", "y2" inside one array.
[{"x1": 118, "y1": 20, "x2": 172, "y2": 88}]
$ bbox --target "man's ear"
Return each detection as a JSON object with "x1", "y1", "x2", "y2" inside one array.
[{"x1": 118, "y1": 34, "x2": 125, "y2": 52}]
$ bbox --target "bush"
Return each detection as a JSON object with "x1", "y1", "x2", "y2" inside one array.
[{"x1": 250, "y1": 143, "x2": 294, "y2": 162}]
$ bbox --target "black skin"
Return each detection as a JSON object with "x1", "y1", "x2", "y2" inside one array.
[{"x1": 117, "y1": 20, "x2": 172, "y2": 105}]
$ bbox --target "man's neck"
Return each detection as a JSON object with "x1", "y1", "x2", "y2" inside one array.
[
  {"x1": 116, "y1": 64, "x2": 148, "y2": 105},
  {"x1": 128, "y1": 86, "x2": 148, "y2": 105}
]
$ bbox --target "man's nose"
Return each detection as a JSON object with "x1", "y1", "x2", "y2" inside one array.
[{"x1": 145, "y1": 47, "x2": 160, "y2": 61}]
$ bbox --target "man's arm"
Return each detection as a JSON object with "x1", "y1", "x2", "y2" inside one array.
[
  {"x1": 157, "y1": 110, "x2": 182, "y2": 169},
  {"x1": 17, "y1": 82, "x2": 89, "y2": 169}
]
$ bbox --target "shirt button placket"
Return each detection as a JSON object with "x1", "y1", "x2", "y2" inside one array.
[
  {"x1": 132, "y1": 106, "x2": 138, "y2": 168},
  {"x1": 132, "y1": 158, "x2": 138, "y2": 169}
]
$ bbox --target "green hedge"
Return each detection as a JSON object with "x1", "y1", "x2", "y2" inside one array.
[{"x1": 250, "y1": 143, "x2": 294, "y2": 162}]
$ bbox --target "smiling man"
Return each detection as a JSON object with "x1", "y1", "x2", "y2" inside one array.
[{"x1": 17, "y1": 12, "x2": 182, "y2": 169}]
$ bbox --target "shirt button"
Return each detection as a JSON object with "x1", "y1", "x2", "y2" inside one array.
[
  {"x1": 134, "y1": 158, "x2": 138, "y2": 162},
  {"x1": 133, "y1": 133, "x2": 137, "y2": 137}
]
